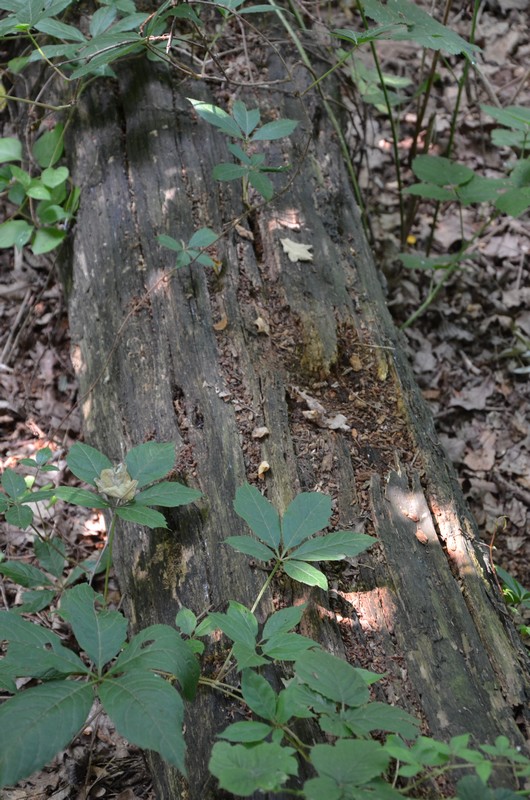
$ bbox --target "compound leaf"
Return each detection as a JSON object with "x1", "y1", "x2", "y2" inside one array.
[{"x1": 282, "y1": 492, "x2": 331, "y2": 550}]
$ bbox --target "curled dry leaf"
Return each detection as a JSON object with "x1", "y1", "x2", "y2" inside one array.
[
  {"x1": 252, "y1": 426, "x2": 270, "y2": 439},
  {"x1": 280, "y1": 238, "x2": 313, "y2": 263},
  {"x1": 257, "y1": 461, "x2": 270, "y2": 478},
  {"x1": 213, "y1": 314, "x2": 228, "y2": 331},
  {"x1": 254, "y1": 316, "x2": 270, "y2": 335}
]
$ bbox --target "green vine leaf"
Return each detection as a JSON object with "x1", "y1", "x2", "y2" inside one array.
[{"x1": 281, "y1": 491, "x2": 331, "y2": 550}]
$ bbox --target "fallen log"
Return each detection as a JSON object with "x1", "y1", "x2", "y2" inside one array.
[{"x1": 60, "y1": 48, "x2": 530, "y2": 798}]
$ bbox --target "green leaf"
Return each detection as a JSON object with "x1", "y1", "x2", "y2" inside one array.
[
  {"x1": 218, "y1": 720, "x2": 273, "y2": 743},
  {"x1": 2, "y1": 468, "x2": 27, "y2": 499},
  {"x1": 248, "y1": 170, "x2": 274, "y2": 200},
  {"x1": 99, "y1": 671, "x2": 186, "y2": 774},
  {"x1": 342, "y1": 701, "x2": 420, "y2": 738},
  {"x1": 411, "y1": 155, "x2": 474, "y2": 187},
  {"x1": 400, "y1": 253, "x2": 457, "y2": 270},
  {"x1": 0, "y1": 680, "x2": 93, "y2": 789},
  {"x1": 456, "y1": 175, "x2": 508, "y2": 205},
  {"x1": 0, "y1": 561, "x2": 53, "y2": 588},
  {"x1": 281, "y1": 492, "x2": 331, "y2": 550},
  {"x1": 310, "y1": 739, "x2": 391, "y2": 787},
  {"x1": 59, "y1": 585, "x2": 128, "y2": 670},
  {"x1": 55, "y1": 486, "x2": 110, "y2": 509},
  {"x1": 2, "y1": 635, "x2": 89, "y2": 680},
  {"x1": 262, "y1": 604, "x2": 306, "y2": 640},
  {"x1": 89, "y1": 5, "x2": 118, "y2": 37},
  {"x1": 251, "y1": 118, "x2": 298, "y2": 141},
  {"x1": 495, "y1": 186, "x2": 530, "y2": 218},
  {"x1": 14, "y1": 589, "x2": 56, "y2": 614},
  {"x1": 188, "y1": 227, "x2": 218, "y2": 248},
  {"x1": 0, "y1": 137, "x2": 22, "y2": 162},
  {"x1": 261, "y1": 632, "x2": 316, "y2": 660},
  {"x1": 41, "y1": 166, "x2": 69, "y2": 188},
  {"x1": 107, "y1": 624, "x2": 199, "y2": 701},
  {"x1": 303, "y1": 776, "x2": 342, "y2": 800},
  {"x1": 213, "y1": 163, "x2": 249, "y2": 181},
  {"x1": 456, "y1": 775, "x2": 495, "y2": 800},
  {"x1": 481, "y1": 104, "x2": 530, "y2": 131},
  {"x1": 5, "y1": 503, "x2": 33, "y2": 528},
  {"x1": 232, "y1": 101, "x2": 260, "y2": 137},
  {"x1": 361, "y1": 0, "x2": 479, "y2": 57},
  {"x1": 224, "y1": 535, "x2": 276, "y2": 562},
  {"x1": 233, "y1": 483, "x2": 281, "y2": 550},
  {"x1": 135, "y1": 480, "x2": 201, "y2": 507},
  {"x1": 125, "y1": 441, "x2": 175, "y2": 488},
  {"x1": 31, "y1": 227, "x2": 66, "y2": 254},
  {"x1": 158, "y1": 234, "x2": 183, "y2": 252},
  {"x1": 233, "y1": 642, "x2": 268, "y2": 669},
  {"x1": 67, "y1": 443, "x2": 113, "y2": 486},
  {"x1": 209, "y1": 741, "x2": 298, "y2": 796},
  {"x1": 34, "y1": 17, "x2": 87, "y2": 41},
  {"x1": 188, "y1": 98, "x2": 244, "y2": 139},
  {"x1": 241, "y1": 669, "x2": 277, "y2": 720},
  {"x1": 65, "y1": 549, "x2": 111, "y2": 586},
  {"x1": 295, "y1": 650, "x2": 370, "y2": 706},
  {"x1": 37, "y1": 203, "x2": 70, "y2": 224},
  {"x1": 207, "y1": 601, "x2": 258, "y2": 649},
  {"x1": 283, "y1": 559, "x2": 328, "y2": 589},
  {"x1": 0, "y1": 220, "x2": 33, "y2": 249},
  {"x1": 290, "y1": 530, "x2": 375, "y2": 561},
  {"x1": 175, "y1": 608, "x2": 197, "y2": 636},
  {"x1": 403, "y1": 183, "x2": 455, "y2": 201},
  {"x1": 32, "y1": 124, "x2": 64, "y2": 168},
  {"x1": 28, "y1": 542, "x2": 63, "y2": 589},
  {"x1": 115, "y1": 503, "x2": 168, "y2": 529}
]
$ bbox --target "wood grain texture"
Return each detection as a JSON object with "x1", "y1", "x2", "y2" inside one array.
[{"x1": 61, "y1": 54, "x2": 530, "y2": 797}]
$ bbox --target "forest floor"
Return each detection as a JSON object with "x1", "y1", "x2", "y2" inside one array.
[{"x1": 0, "y1": 0, "x2": 529, "y2": 797}]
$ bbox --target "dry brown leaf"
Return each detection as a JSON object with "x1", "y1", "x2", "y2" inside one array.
[
  {"x1": 280, "y1": 238, "x2": 313, "y2": 263},
  {"x1": 213, "y1": 315, "x2": 228, "y2": 331}
]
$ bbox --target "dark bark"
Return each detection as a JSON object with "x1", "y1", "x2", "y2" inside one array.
[{"x1": 60, "y1": 48, "x2": 530, "y2": 798}]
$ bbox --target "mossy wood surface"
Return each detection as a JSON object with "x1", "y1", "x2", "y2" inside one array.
[{"x1": 62, "y1": 54, "x2": 530, "y2": 798}]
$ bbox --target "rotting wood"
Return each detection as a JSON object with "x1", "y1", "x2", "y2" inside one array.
[{"x1": 60, "y1": 50, "x2": 530, "y2": 797}]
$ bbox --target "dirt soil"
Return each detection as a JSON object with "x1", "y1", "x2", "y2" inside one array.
[{"x1": 0, "y1": 0, "x2": 528, "y2": 796}]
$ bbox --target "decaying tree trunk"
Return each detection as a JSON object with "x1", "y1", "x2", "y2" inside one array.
[{"x1": 60, "y1": 46, "x2": 530, "y2": 798}]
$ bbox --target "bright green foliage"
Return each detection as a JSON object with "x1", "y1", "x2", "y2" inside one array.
[
  {"x1": 158, "y1": 228, "x2": 219, "y2": 269},
  {"x1": 209, "y1": 740, "x2": 298, "y2": 796},
  {"x1": 229, "y1": 482, "x2": 374, "y2": 589},
  {"x1": 496, "y1": 566, "x2": 530, "y2": 609},
  {"x1": 0, "y1": 583, "x2": 198, "y2": 788},
  {"x1": 0, "y1": 128, "x2": 77, "y2": 253},
  {"x1": 360, "y1": 0, "x2": 479, "y2": 58},
  {"x1": 188, "y1": 98, "x2": 298, "y2": 201},
  {"x1": 63, "y1": 440, "x2": 201, "y2": 528},
  {"x1": 482, "y1": 105, "x2": 530, "y2": 151}
]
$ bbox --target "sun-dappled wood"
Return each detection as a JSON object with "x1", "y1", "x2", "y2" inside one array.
[{"x1": 60, "y1": 48, "x2": 530, "y2": 798}]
